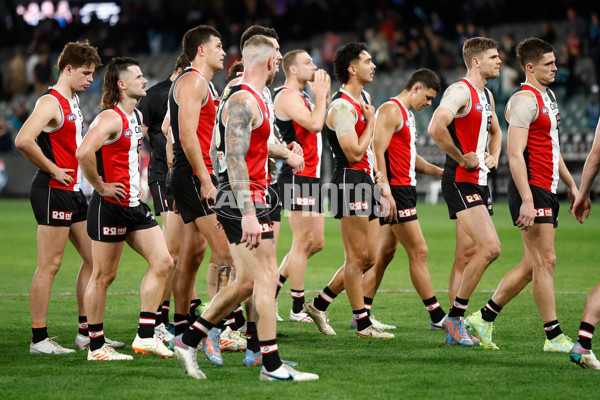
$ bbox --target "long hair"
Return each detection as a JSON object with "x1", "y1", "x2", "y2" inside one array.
[{"x1": 101, "y1": 57, "x2": 139, "y2": 110}]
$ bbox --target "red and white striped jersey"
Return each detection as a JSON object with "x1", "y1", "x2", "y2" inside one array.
[
  {"x1": 274, "y1": 86, "x2": 322, "y2": 179},
  {"x1": 32, "y1": 88, "x2": 84, "y2": 191},
  {"x1": 385, "y1": 98, "x2": 416, "y2": 186},
  {"x1": 95, "y1": 106, "x2": 144, "y2": 207},
  {"x1": 169, "y1": 67, "x2": 216, "y2": 176},
  {"x1": 326, "y1": 87, "x2": 372, "y2": 174},
  {"x1": 444, "y1": 78, "x2": 493, "y2": 185},
  {"x1": 508, "y1": 83, "x2": 560, "y2": 193},
  {"x1": 215, "y1": 83, "x2": 271, "y2": 204}
]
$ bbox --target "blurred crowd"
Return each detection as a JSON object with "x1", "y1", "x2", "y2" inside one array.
[{"x1": 0, "y1": 0, "x2": 599, "y2": 152}]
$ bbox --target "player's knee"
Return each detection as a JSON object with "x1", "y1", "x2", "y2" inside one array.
[
  {"x1": 155, "y1": 254, "x2": 175, "y2": 277},
  {"x1": 313, "y1": 236, "x2": 325, "y2": 254},
  {"x1": 485, "y1": 242, "x2": 501, "y2": 263},
  {"x1": 413, "y1": 244, "x2": 429, "y2": 263},
  {"x1": 94, "y1": 270, "x2": 117, "y2": 287},
  {"x1": 540, "y1": 251, "x2": 557, "y2": 270}
]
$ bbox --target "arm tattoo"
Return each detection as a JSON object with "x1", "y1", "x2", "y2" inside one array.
[
  {"x1": 225, "y1": 97, "x2": 255, "y2": 215},
  {"x1": 268, "y1": 143, "x2": 289, "y2": 159}
]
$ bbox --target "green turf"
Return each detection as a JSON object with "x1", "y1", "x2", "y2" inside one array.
[{"x1": 1, "y1": 198, "x2": 600, "y2": 399}]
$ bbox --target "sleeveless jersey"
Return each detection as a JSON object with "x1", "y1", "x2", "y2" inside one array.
[
  {"x1": 385, "y1": 98, "x2": 416, "y2": 186},
  {"x1": 215, "y1": 83, "x2": 271, "y2": 204},
  {"x1": 508, "y1": 83, "x2": 560, "y2": 193},
  {"x1": 223, "y1": 73, "x2": 280, "y2": 184},
  {"x1": 169, "y1": 67, "x2": 216, "y2": 176},
  {"x1": 274, "y1": 86, "x2": 322, "y2": 178},
  {"x1": 444, "y1": 78, "x2": 493, "y2": 185},
  {"x1": 326, "y1": 87, "x2": 372, "y2": 174},
  {"x1": 32, "y1": 88, "x2": 83, "y2": 191},
  {"x1": 95, "y1": 106, "x2": 143, "y2": 207},
  {"x1": 137, "y1": 78, "x2": 171, "y2": 184}
]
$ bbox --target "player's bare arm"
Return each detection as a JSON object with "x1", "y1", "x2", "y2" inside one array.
[
  {"x1": 558, "y1": 154, "x2": 578, "y2": 213},
  {"x1": 275, "y1": 72, "x2": 330, "y2": 132},
  {"x1": 573, "y1": 119, "x2": 600, "y2": 223},
  {"x1": 162, "y1": 113, "x2": 174, "y2": 169},
  {"x1": 332, "y1": 100, "x2": 375, "y2": 163},
  {"x1": 224, "y1": 93, "x2": 262, "y2": 248},
  {"x1": 15, "y1": 96, "x2": 75, "y2": 186},
  {"x1": 176, "y1": 73, "x2": 215, "y2": 202},
  {"x1": 428, "y1": 83, "x2": 478, "y2": 169},
  {"x1": 76, "y1": 111, "x2": 126, "y2": 202},
  {"x1": 485, "y1": 95, "x2": 502, "y2": 170},
  {"x1": 268, "y1": 141, "x2": 304, "y2": 174},
  {"x1": 415, "y1": 155, "x2": 443, "y2": 179}
]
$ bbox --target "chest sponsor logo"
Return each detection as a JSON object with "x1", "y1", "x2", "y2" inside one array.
[
  {"x1": 67, "y1": 113, "x2": 77, "y2": 122},
  {"x1": 464, "y1": 193, "x2": 482, "y2": 203},
  {"x1": 535, "y1": 207, "x2": 553, "y2": 217},
  {"x1": 124, "y1": 128, "x2": 133, "y2": 138},
  {"x1": 398, "y1": 207, "x2": 417, "y2": 218},
  {"x1": 541, "y1": 106, "x2": 549, "y2": 115},
  {"x1": 475, "y1": 103, "x2": 484, "y2": 112},
  {"x1": 103, "y1": 226, "x2": 127, "y2": 236},
  {"x1": 52, "y1": 210, "x2": 73, "y2": 221}
]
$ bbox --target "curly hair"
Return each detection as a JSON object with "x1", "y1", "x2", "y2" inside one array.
[{"x1": 333, "y1": 42, "x2": 368, "y2": 84}]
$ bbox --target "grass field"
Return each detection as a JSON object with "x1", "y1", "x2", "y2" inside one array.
[{"x1": 1, "y1": 198, "x2": 600, "y2": 399}]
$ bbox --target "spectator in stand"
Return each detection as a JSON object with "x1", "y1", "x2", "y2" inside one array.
[
  {"x1": 0, "y1": 118, "x2": 14, "y2": 153},
  {"x1": 33, "y1": 50, "x2": 54, "y2": 95},
  {"x1": 7, "y1": 48, "x2": 28, "y2": 97}
]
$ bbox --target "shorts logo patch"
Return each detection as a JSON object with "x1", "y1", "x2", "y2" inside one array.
[
  {"x1": 536, "y1": 207, "x2": 553, "y2": 217},
  {"x1": 124, "y1": 129, "x2": 133, "y2": 138},
  {"x1": 349, "y1": 201, "x2": 369, "y2": 211},
  {"x1": 260, "y1": 222, "x2": 274, "y2": 233},
  {"x1": 66, "y1": 113, "x2": 77, "y2": 122},
  {"x1": 52, "y1": 210, "x2": 73, "y2": 221},
  {"x1": 296, "y1": 197, "x2": 316, "y2": 206},
  {"x1": 397, "y1": 207, "x2": 417, "y2": 218},
  {"x1": 103, "y1": 226, "x2": 127, "y2": 236},
  {"x1": 465, "y1": 193, "x2": 482, "y2": 203}
]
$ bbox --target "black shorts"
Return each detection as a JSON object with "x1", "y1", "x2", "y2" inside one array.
[
  {"x1": 380, "y1": 185, "x2": 418, "y2": 225},
  {"x1": 441, "y1": 181, "x2": 493, "y2": 219},
  {"x1": 278, "y1": 174, "x2": 323, "y2": 213},
  {"x1": 87, "y1": 194, "x2": 158, "y2": 242},
  {"x1": 30, "y1": 186, "x2": 87, "y2": 226},
  {"x1": 267, "y1": 183, "x2": 282, "y2": 223},
  {"x1": 148, "y1": 180, "x2": 173, "y2": 216},
  {"x1": 169, "y1": 174, "x2": 218, "y2": 224},
  {"x1": 214, "y1": 185, "x2": 274, "y2": 244},
  {"x1": 328, "y1": 169, "x2": 379, "y2": 220},
  {"x1": 508, "y1": 182, "x2": 559, "y2": 228}
]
